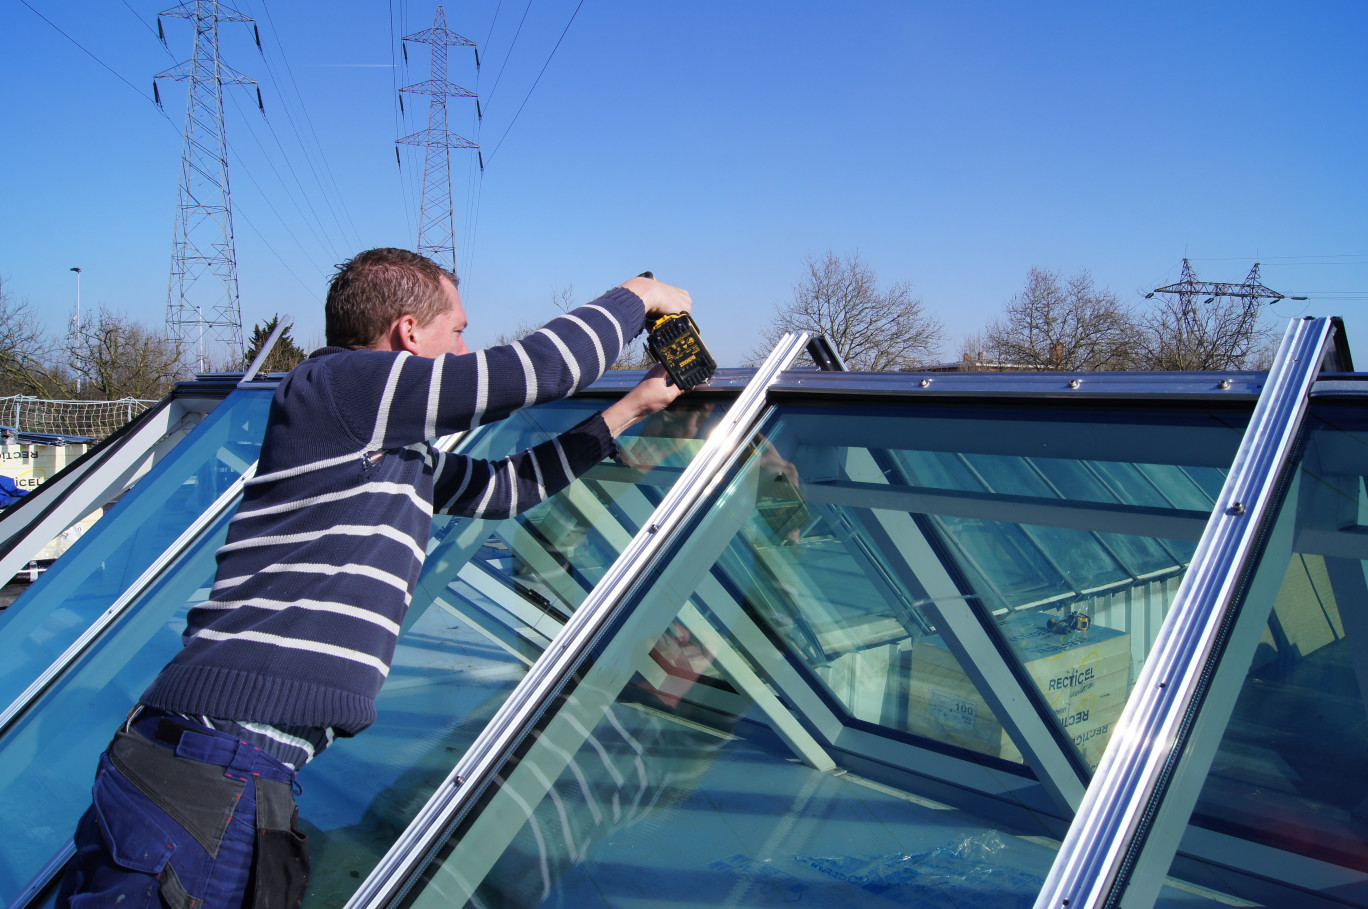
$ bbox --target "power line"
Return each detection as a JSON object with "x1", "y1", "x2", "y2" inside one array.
[
  {"x1": 482, "y1": 0, "x2": 536, "y2": 113},
  {"x1": 246, "y1": 0, "x2": 364, "y2": 254},
  {"x1": 226, "y1": 92, "x2": 344, "y2": 264},
  {"x1": 119, "y1": 0, "x2": 169, "y2": 50},
  {"x1": 484, "y1": 0, "x2": 585, "y2": 166},
  {"x1": 232, "y1": 201, "x2": 324, "y2": 302},
  {"x1": 1190, "y1": 254, "x2": 1368, "y2": 263},
  {"x1": 482, "y1": 0, "x2": 505, "y2": 49},
  {"x1": 18, "y1": 0, "x2": 172, "y2": 119}
]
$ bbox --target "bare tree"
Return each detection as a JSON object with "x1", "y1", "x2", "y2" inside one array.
[
  {"x1": 609, "y1": 337, "x2": 657, "y2": 371},
  {"x1": 551, "y1": 283, "x2": 576, "y2": 315},
  {"x1": 983, "y1": 268, "x2": 1140, "y2": 371},
  {"x1": 749, "y1": 251, "x2": 943, "y2": 370},
  {"x1": 65, "y1": 307, "x2": 186, "y2": 400},
  {"x1": 0, "y1": 273, "x2": 64, "y2": 396}
]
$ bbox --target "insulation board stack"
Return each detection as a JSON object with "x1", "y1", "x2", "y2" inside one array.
[{"x1": 906, "y1": 611, "x2": 1130, "y2": 768}]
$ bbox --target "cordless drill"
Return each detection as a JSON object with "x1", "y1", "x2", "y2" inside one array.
[{"x1": 639, "y1": 271, "x2": 716, "y2": 391}]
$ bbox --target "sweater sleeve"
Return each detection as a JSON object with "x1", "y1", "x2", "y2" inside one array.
[
  {"x1": 431, "y1": 412, "x2": 617, "y2": 518},
  {"x1": 332, "y1": 287, "x2": 644, "y2": 451}
]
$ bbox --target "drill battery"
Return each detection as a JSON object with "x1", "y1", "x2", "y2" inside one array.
[
  {"x1": 645, "y1": 312, "x2": 716, "y2": 391},
  {"x1": 1046, "y1": 611, "x2": 1091, "y2": 635}
]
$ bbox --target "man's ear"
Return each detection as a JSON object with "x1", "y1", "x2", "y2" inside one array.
[{"x1": 389, "y1": 313, "x2": 421, "y2": 354}]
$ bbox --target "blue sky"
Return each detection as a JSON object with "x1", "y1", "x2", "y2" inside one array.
[{"x1": 3, "y1": 0, "x2": 1366, "y2": 368}]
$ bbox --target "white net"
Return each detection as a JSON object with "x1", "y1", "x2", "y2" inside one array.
[{"x1": 0, "y1": 396, "x2": 156, "y2": 442}]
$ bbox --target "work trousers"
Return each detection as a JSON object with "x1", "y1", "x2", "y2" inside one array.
[{"x1": 56, "y1": 707, "x2": 309, "y2": 909}]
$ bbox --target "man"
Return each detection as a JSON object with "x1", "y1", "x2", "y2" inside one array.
[{"x1": 58, "y1": 248, "x2": 692, "y2": 908}]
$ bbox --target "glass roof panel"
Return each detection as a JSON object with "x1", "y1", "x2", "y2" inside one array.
[
  {"x1": 392, "y1": 397, "x2": 1250, "y2": 907},
  {"x1": 1125, "y1": 400, "x2": 1368, "y2": 908},
  {"x1": 0, "y1": 504, "x2": 234, "y2": 901},
  {"x1": 397, "y1": 436, "x2": 1063, "y2": 908},
  {"x1": 0, "y1": 387, "x2": 272, "y2": 711},
  {"x1": 784, "y1": 402, "x2": 1241, "y2": 771},
  {"x1": 303, "y1": 398, "x2": 722, "y2": 898},
  {"x1": 0, "y1": 396, "x2": 720, "y2": 906}
]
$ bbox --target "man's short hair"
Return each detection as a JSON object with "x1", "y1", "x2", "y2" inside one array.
[{"x1": 325, "y1": 248, "x2": 458, "y2": 349}]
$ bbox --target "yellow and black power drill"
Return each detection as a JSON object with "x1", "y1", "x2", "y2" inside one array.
[{"x1": 639, "y1": 271, "x2": 716, "y2": 391}]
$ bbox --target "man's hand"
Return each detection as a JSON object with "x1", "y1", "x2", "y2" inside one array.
[
  {"x1": 602, "y1": 364, "x2": 685, "y2": 437},
  {"x1": 619, "y1": 275, "x2": 691, "y2": 318}
]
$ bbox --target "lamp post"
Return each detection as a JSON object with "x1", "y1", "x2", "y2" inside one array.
[
  {"x1": 69, "y1": 267, "x2": 81, "y2": 324},
  {"x1": 69, "y1": 267, "x2": 82, "y2": 394}
]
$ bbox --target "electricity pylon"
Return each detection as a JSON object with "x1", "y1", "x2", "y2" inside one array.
[
  {"x1": 156, "y1": 0, "x2": 261, "y2": 371},
  {"x1": 1149, "y1": 258, "x2": 1287, "y2": 308},
  {"x1": 397, "y1": 5, "x2": 481, "y2": 275},
  {"x1": 1146, "y1": 259, "x2": 1289, "y2": 370}
]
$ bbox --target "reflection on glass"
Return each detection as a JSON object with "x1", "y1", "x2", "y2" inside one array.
[
  {"x1": 279, "y1": 399, "x2": 723, "y2": 903},
  {"x1": 0, "y1": 507, "x2": 233, "y2": 901},
  {"x1": 0, "y1": 396, "x2": 720, "y2": 906},
  {"x1": 1141, "y1": 403, "x2": 1368, "y2": 907},
  {"x1": 878, "y1": 412, "x2": 1235, "y2": 771},
  {"x1": 0, "y1": 388, "x2": 272, "y2": 712},
  {"x1": 399, "y1": 401, "x2": 1247, "y2": 907}
]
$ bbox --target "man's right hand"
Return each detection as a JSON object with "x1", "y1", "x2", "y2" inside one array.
[{"x1": 620, "y1": 275, "x2": 691, "y2": 318}]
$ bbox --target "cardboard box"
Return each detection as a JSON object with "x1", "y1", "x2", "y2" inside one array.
[
  {"x1": 907, "y1": 611, "x2": 1130, "y2": 768},
  {"x1": 0, "y1": 440, "x2": 87, "y2": 493}
]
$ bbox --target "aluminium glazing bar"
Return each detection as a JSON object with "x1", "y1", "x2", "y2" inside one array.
[
  {"x1": 347, "y1": 332, "x2": 813, "y2": 909},
  {"x1": 8, "y1": 840, "x2": 73, "y2": 909},
  {"x1": 1031, "y1": 316, "x2": 1338, "y2": 909},
  {"x1": 239, "y1": 317, "x2": 292, "y2": 384},
  {"x1": 0, "y1": 462, "x2": 257, "y2": 739}
]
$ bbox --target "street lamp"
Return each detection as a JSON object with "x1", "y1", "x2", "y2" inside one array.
[
  {"x1": 70, "y1": 267, "x2": 82, "y2": 394},
  {"x1": 69, "y1": 267, "x2": 81, "y2": 325}
]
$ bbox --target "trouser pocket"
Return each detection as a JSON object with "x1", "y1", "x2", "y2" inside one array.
[
  {"x1": 251, "y1": 777, "x2": 310, "y2": 909},
  {"x1": 110, "y1": 729, "x2": 246, "y2": 858},
  {"x1": 105, "y1": 730, "x2": 249, "y2": 908},
  {"x1": 62, "y1": 758, "x2": 175, "y2": 908}
]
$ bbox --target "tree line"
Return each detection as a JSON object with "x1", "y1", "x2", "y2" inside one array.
[
  {"x1": 0, "y1": 273, "x2": 308, "y2": 401},
  {"x1": 754, "y1": 252, "x2": 1277, "y2": 372},
  {"x1": 1, "y1": 253, "x2": 1278, "y2": 406}
]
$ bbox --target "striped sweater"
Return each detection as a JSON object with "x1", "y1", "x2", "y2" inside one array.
[{"x1": 142, "y1": 287, "x2": 644, "y2": 735}]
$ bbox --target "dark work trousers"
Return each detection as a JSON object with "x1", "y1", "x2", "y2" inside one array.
[{"x1": 56, "y1": 707, "x2": 308, "y2": 909}]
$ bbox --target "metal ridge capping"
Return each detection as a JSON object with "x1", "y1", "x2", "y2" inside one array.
[
  {"x1": 347, "y1": 331, "x2": 813, "y2": 909},
  {"x1": 1031, "y1": 317, "x2": 1336, "y2": 909}
]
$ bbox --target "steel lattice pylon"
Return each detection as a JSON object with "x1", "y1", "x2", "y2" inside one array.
[
  {"x1": 1146, "y1": 259, "x2": 1288, "y2": 370},
  {"x1": 157, "y1": 0, "x2": 256, "y2": 371},
  {"x1": 398, "y1": 5, "x2": 480, "y2": 275},
  {"x1": 1151, "y1": 258, "x2": 1286, "y2": 307}
]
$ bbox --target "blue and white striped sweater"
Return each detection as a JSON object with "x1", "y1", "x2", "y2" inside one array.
[{"x1": 141, "y1": 287, "x2": 643, "y2": 737}]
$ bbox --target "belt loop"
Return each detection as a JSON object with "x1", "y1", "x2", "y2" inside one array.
[
  {"x1": 227, "y1": 738, "x2": 258, "y2": 778},
  {"x1": 123, "y1": 703, "x2": 144, "y2": 734}
]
